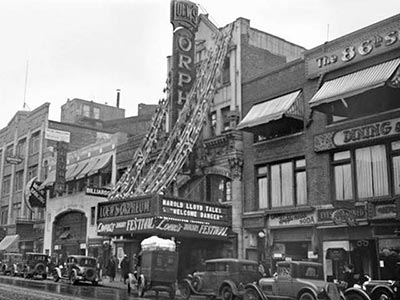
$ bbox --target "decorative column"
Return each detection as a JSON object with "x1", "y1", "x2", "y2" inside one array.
[{"x1": 228, "y1": 156, "x2": 243, "y2": 258}]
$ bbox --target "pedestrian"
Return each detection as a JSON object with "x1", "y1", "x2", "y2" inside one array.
[
  {"x1": 106, "y1": 255, "x2": 117, "y2": 282},
  {"x1": 343, "y1": 263, "x2": 356, "y2": 288},
  {"x1": 120, "y1": 254, "x2": 130, "y2": 284}
]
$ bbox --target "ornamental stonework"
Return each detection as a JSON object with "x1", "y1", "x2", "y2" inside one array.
[{"x1": 314, "y1": 132, "x2": 335, "y2": 152}]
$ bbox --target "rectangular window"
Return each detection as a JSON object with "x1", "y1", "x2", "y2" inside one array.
[
  {"x1": 356, "y1": 145, "x2": 388, "y2": 198},
  {"x1": 16, "y1": 138, "x2": 26, "y2": 157},
  {"x1": 257, "y1": 158, "x2": 306, "y2": 209},
  {"x1": 14, "y1": 170, "x2": 24, "y2": 191},
  {"x1": 12, "y1": 202, "x2": 21, "y2": 222},
  {"x1": 83, "y1": 104, "x2": 90, "y2": 117},
  {"x1": 2, "y1": 176, "x2": 11, "y2": 196},
  {"x1": 333, "y1": 151, "x2": 353, "y2": 200},
  {"x1": 1, "y1": 207, "x2": 8, "y2": 225},
  {"x1": 221, "y1": 106, "x2": 230, "y2": 131},
  {"x1": 29, "y1": 131, "x2": 40, "y2": 154},
  {"x1": 91, "y1": 207, "x2": 96, "y2": 225},
  {"x1": 222, "y1": 57, "x2": 230, "y2": 84},
  {"x1": 27, "y1": 165, "x2": 38, "y2": 181},
  {"x1": 5, "y1": 144, "x2": 13, "y2": 164},
  {"x1": 93, "y1": 107, "x2": 100, "y2": 119},
  {"x1": 257, "y1": 166, "x2": 268, "y2": 209}
]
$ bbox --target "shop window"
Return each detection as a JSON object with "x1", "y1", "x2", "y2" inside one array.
[
  {"x1": 206, "y1": 174, "x2": 231, "y2": 203},
  {"x1": 2, "y1": 175, "x2": 11, "y2": 196},
  {"x1": 14, "y1": 170, "x2": 24, "y2": 191},
  {"x1": 29, "y1": 131, "x2": 40, "y2": 154},
  {"x1": 257, "y1": 158, "x2": 307, "y2": 209}
]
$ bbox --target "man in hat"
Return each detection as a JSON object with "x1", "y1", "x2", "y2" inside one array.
[{"x1": 120, "y1": 254, "x2": 130, "y2": 284}]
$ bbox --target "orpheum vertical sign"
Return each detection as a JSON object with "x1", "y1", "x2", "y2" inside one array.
[{"x1": 169, "y1": 0, "x2": 198, "y2": 131}]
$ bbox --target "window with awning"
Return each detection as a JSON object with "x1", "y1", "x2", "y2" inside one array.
[
  {"x1": 237, "y1": 90, "x2": 304, "y2": 141},
  {"x1": 309, "y1": 58, "x2": 400, "y2": 121}
]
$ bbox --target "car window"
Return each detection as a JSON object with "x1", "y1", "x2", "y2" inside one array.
[
  {"x1": 79, "y1": 258, "x2": 96, "y2": 267},
  {"x1": 277, "y1": 265, "x2": 291, "y2": 277},
  {"x1": 206, "y1": 263, "x2": 216, "y2": 272},
  {"x1": 300, "y1": 265, "x2": 323, "y2": 280},
  {"x1": 241, "y1": 264, "x2": 257, "y2": 272}
]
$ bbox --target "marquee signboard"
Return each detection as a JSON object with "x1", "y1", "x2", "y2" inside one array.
[{"x1": 97, "y1": 194, "x2": 230, "y2": 239}]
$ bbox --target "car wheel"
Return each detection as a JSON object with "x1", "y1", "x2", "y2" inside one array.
[
  {"x1": 137, "y1": 277, "x2": 146, "y2": 297},
  {"x1": 23, "y1": 270, "x2": 29, "y2": 279},
  {"x1": 192, "y1": 275, "x2": 203, "y2": 292},
  {"x1": 244, "y1": 288, "x2": 261, "y2": 300},
  {"x1": 299, "y1": 292, "x2": 316, "y2": 300},
  {"x1": 53, "y1": 270, "x2": 60, "y2": 282},
  {"x1": 70, "y1": 272, "x2": 78, "y2": 285},
  {"x1": 179, "y1": 282, "x2": 191, "y2": 300},
  {"x1": 42, "y1": 274, "x2": 47, "y2": 280},
  {"x1": 372, "y1": 290, "x2": 393, "y2": 300},
  {"x1": 221, "y1": 286, "x2": 234, "y2": 300}
]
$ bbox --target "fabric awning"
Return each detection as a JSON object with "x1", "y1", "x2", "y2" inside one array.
[
  {"x1": 0, "y1": 234, "x2": 19, "y2": 252},
  {"x1": 309, "y1": 58, "x2": 400, "y2": 108},
  {"x1": 87, "y1": 153, "x2": 113, "y2": 176},
  {"x1": 76, "y1": 156, "x2": 102, "y2": 179},
  {"x1": 66, "y1": 161, "x2": 88, "y2": 180},
  {"x1": 237, "y1": 90, "x2": 303, "y2": 130}
]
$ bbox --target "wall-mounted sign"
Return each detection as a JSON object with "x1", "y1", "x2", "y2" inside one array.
[
  {"x1": 331, "y1": 209, "x2": 358, "y2": 226},
  {"x1": 318, "y1": 205, "x2": 366, "y2": 223},
  {"x1": 268, "y1": 211, "x2": 316, "y2": 228},
  {"x1": 169, "y1": 0, "x2": 198, "y2": 130},
  {"x1": 314, "y1": 117, "x2": 400, "y2": 152},
  {"x1": 306, "y1": 17, "x2": 400, "y2": 78},
  {"x1": 55, "y1": 141, "x2": 68, "y2": 194},
  {"x1": 85, "y1": 187, "x2": 110, "y2": 198},
  {"x1": 6, "y1": 156, "x2": 23, "y2": 165},
  {"x1": 334, "y1": 118, "x2": 400, "y2": 146},
  {"x1": 160, "y1": 197, "x2": 228, "y2": 223},
  {"x1": 97, "y1": 216, "x2": 229, "y2": 238},
  {"x1": 24, "y1": 177, "x2": 46, "y2": 210},
  {"x1": 45, "y1": 128, "x2": 70, "y2": 143},
  {"x1": 98, "y1": 198, "x2": 152, "y2": 219},
  {"x1": 373, "y1": 203, "x2": 397, "y2": 219}
]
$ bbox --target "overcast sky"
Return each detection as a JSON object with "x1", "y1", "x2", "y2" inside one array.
[{"x1": 0, "y1": 0, "x2": 399, "y2": 129}]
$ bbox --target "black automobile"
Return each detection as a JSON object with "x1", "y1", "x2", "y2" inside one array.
[
  {"x1": 53, "y1": 255, "x2": 100, "y2": 285},
  {"x1": 357, "y1": 276, "x2": 400, "y2": 300},
  {"x1": 22, "y1": 252, "x2": 50, "y2": 280}
]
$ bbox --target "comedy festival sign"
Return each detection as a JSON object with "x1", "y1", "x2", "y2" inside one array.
[{"x1": 97, "y1": 194, "x2": 230, "y2": 239}]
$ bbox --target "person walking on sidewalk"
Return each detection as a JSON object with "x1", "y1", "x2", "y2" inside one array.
[
  {"x1": 106, "y1": 255, "x2": 117, "y2": 282},
  {"x1": 121, "y1": 254, "x2": 130, "y2": 284}
]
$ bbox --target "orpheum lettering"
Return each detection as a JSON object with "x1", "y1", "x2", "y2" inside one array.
[{"x1": 99, "y1": 199, "x2": 151, "y2": 218}]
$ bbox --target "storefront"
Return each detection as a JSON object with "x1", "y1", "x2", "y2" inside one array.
[{"x1": 97, "y1": 194, "x2": 232, "y2": 279}]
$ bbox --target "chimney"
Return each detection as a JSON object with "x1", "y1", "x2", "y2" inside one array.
[{"x1": 116, "y1": 89, "x2": 121, "y2": 108}]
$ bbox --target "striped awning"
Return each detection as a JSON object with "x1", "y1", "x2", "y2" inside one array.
[
  {"x1": 0, "y1": 235, "x2": 19, "y2": 252},
  {"x1": 237, "y1": 90, "x2": 303, "y2": 130},
  {"x1": 87, "y1": 153, "x2": 112, "y2": 176},
  {"x1": 310, "y1": 58, "x2": 400, "y2": 108}
]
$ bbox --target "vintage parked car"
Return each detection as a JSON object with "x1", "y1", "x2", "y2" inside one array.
[
  {"x1": 243, "y1": 261, "x2": 365, "y2": 300},
  {"x1": 0, "y1": 253, "x2": 23, "y2": 276},
  {"x1": 179, "y1": 258, "x2": 261, "y2": 300},
  {"x1": 22, "y1": 252, "x2": 50, "y2": 280},
  {"x1": 53, "y1": 255, "x2": 100, "y2": 285},
  {"x1": 353, "y1": 276, "x2": 400, "y2": 300}
]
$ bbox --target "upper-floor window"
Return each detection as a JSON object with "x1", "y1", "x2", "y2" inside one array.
[
  {"x1": 221, "y1": 106, "x2": 230, "y2": 131},
  {"x1": 93, "y1": 107, "x2": 100, "y2": 119},
  {"x1": 14, "y1": 170, "x2": 24, "y2": 191},
  {"x1": 256, "y1": 158, "x2": 307, "y2": 209},
  {"x1": 2, "y1": 175, "x2": 11, "y2": 196},
  {"x1": 16, "y1": 138, "x2": 26, "y2": 157},
  {"x1": 27, "y1": 165, "x2": 38, "y2": 181},
  {"x1": 210, "y1": 112, "x2": 217, "y2": 136},
  {"x1": 222, "y1": 57, "x2": 230, "y2": 84},
  {"x1": 206, "y1": 174, "x2": 232, "y2": 203},
  {"x1": 1, "y1": 207, "x2": 8, "y2": 225},
  {"x1": 332, "y1": 142, "x2": 398, "y2": 201},
  {"x1": 5, "y1": 144, "x2": 13, "y2": 164},
  {"x1": 83, "y1": 104, "x2": 90, "y2": 117},
  {"x1": 90, "y1": 206, "x2": 96, "y2": 225},
  {"x1": 29, "y1": 131, "x2": 40, "y2": 154}
]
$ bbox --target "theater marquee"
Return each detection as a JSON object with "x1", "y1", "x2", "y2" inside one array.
[{"x1": 97, "y1": 194, "x2": 230, "y2": 239}]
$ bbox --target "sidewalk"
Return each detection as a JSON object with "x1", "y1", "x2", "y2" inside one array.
[{"x1": 100, "y1": 274, "x2": 129, "y2": 290}]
